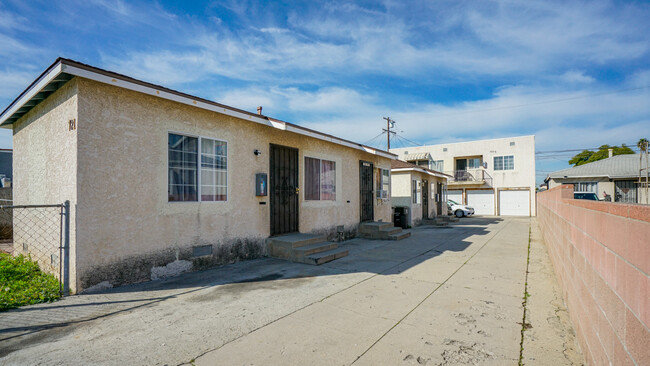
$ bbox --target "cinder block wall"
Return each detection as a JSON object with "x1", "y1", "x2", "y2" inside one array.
[{"x1": 537, "y1": 185, "x2": 649, "y2": 365}]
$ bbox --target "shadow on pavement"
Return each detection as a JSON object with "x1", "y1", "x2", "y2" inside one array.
[{"x1": 0, "y1": 215, "x2": 509, "y2": 352}]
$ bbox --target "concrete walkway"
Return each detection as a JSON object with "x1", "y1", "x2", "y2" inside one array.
[{"x1": 0, "y1": 217, "x2": 583, "y2": 365}]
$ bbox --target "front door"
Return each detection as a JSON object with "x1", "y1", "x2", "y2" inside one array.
[
  {"x1": 422, "y1": 179, "x2": 429, "y2": 219},
  {"x1": 270, "y1": 144, "x2": 299, "y2": 235},
  {"x1": 359, "y1": 161, "x2": 374, "y2": 222}
]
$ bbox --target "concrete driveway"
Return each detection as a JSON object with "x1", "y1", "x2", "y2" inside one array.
[{"x1": 0, "y1": 217, "x2": 582, "y2": 365}]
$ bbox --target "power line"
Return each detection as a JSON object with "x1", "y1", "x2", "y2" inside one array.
[{"x1": 427, "y1": 85, "x2": 649, "y2": 119}]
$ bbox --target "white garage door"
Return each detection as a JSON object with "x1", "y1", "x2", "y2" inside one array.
[
  {"x1": 467, "y1": 190, "x2": 495, "y2": 215},
  {"x1": 499, "y1": 190, "x2": 530, "y2": 216},
  {"x1": 448, "y1": 190, "x2": 463, "y2": 204}
]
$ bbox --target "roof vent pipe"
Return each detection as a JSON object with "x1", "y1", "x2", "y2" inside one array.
[
  {"x1": 608, "y1": 148, "x2": 613, "y2": 158},
  {"x1": 257, "y1": 106, "x2": 262, "y2": 115}
]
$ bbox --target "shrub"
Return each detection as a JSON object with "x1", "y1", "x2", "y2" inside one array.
[{"x1": 0, "y1": 253, "x2": 61, "y2": 311}]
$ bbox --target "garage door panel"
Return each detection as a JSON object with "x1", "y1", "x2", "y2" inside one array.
[
  {"x1": 467, "y1": 190, "x2": 495, "y2": 215},
  {"x1": 499, "y1": 190, "x2": 530, "y2": 216},
  {"x1": 448, "y1": 190, "x2": 462, "y2": 204}
]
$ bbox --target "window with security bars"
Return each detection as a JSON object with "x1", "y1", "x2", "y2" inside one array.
[
  {"x1": 494, "y1": 155, "x2": 515, "y2": 171},
  {"x1": 168, "y1": 133, "x2": 227, "y2": 202},
  {"x1": 305, "y1": 157, "x2": 336, "y2": 201}
]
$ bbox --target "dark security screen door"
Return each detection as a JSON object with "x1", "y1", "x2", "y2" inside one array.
[
  {"x1": 437, "y1": 182, "x2": 443, "y2": 215},
  {"x1": 360, "y1": 161, "x2": 374, "y2": 222},
  {"x1": 422, "y1": 179, "x2": 429, "y2": 219},
  {"x1": 270, "y1": 144, "x2": 299, "y2": 235}
]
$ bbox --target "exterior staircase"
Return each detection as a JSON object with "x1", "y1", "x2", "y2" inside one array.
[
  {"x1": 268, "y1": 233, "x2": 348, "y2": 265},
  {"x1": 358, "y1": 221, "x2": 411, "y2": 240}
]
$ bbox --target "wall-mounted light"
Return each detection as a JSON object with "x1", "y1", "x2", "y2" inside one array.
[{"x1": 254, "y1": 149, "x2": 262, "y2": 156}]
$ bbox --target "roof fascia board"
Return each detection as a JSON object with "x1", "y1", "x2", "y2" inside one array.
[
  {"x1": 391, "y1": 167, "x2": 448, "y2": 179},
  {"x1": 61, "y1": 63, "x2": 274, "y2": 128},
  {"x1": 2, "y1": 58, "x2": 396, "y2": 160},
  {"x1": 0, "y1": 62, "x2": 64, "y2": 127},
  {"x1": 283, "y1": 123, "x2": 395, "y2": 159}
]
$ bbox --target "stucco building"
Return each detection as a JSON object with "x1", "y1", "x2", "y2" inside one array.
[
  {"x1": 0, "y1": 58, "x2": 395, "y2": 292},
  {"x1": 391, "y1": 135, "x2": 536, "y2": 216},
  {"x1": 545, "y1": 153, "x2": 648, "y2": 204},
  {"x1": 390, "y1": 160, "x2": 449, "y2": 227}
]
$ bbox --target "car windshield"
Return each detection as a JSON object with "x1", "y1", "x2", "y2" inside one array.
[
  {"x1": 574, "y1": 192, "x2": 598, "y2": 200},
  {"x1": 448, "y1": 200, "x2": 458, "y2": 205}
]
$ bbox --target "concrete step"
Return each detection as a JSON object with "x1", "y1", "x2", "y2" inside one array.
[
  {"x1": 292, "y1": 242, "x2": 339, "y2": 257},
  {"x1": 267, "y1": 233, "x2": 327, "y2": 249},
  {"x1": 268, "y1": 233, "x2": 348, "y2": 266},
  {"x1": 388, "y1": 230, "x2": 411, "y2": 241},
  {"x1": 379, "y1": 226, "x2": 402, "y2": 235},
  {"x1": 304, "y1": 247, "x2": 349, "y2": 265},
  {"x1": 359, "y1": 221, "x2": 394, "y2": 233}
]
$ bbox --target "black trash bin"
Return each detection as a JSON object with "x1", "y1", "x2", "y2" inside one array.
[{"x1": 393, "y1": 207, "x2": 409, "y2": 229}]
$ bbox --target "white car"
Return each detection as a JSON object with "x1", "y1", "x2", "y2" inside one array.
[{"x1": 447, "y1": 200, "x2": 475, "y2": 218}]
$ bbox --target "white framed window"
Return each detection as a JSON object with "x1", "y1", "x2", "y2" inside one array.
[
  {"x1": 574, "y1": 182, "x2": 597, "y2": 192},
  {"x1": 305, "y1": 157, "x2": 336, "y2": 201},
  {"x1": 168, "y1": 133, "x2": 227, "y2": 202},
  {"x1": 468, "y1": 158, "x2": 482, "y2": 169},
  {"x1": 494, "y1": 155, "x2": 514, "y2": 171},
  {"x1": 432, "y1": 160, "x2": 444, "y2": 171},
  {"x1": 412, "y1": 179, "x2": 421, "y2": 204},
  {"x1": 376, "y1": 168, "x2": 390, "y2": 199},
  {"x1": 200, "y1": 138, "x2": 228, "y2": 201}
]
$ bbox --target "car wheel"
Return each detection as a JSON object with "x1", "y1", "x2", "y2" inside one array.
[{"x1": 455, "y1": 210, "x2": 463, "y2": 218}]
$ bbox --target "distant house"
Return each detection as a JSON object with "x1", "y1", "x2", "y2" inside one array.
[
  {"x1": 0, "y1": 58, "x2": 396, "y2": 292},
  {"x1": 545, "y1": 153, "x2": 648, "y2": 203},
  {"x1": 390, "y1": 159, "x2": 449, "y2": 226},
  {"x1": 392, "y1": 135, "x2": 536, "y2": 216},
  {"x1": 0, "y1": 149, "x2": 11, "y2": 187}
]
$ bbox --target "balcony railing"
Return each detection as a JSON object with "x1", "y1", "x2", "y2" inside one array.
[{"x1": 445, "y1": 169, "x2": 493, "y2": 187}]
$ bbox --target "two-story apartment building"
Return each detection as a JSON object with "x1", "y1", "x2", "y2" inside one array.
[{"x1": 391, "y1": 135, "x2": 536, "y2": 216}]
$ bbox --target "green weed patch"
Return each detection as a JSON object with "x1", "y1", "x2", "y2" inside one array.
[{"x1": 0, "y1": 253, "x2": 61, "y2": 311}]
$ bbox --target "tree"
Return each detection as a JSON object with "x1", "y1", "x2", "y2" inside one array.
[{"x1": 569, "y1": 144, "x2": 635, "y2": 166}]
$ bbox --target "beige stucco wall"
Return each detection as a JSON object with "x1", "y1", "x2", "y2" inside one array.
[
  {"x1": 391, "y1": 170, "x2": 446, "y2": 225},
  {"x1": 391, "y1": 135, "x2": 536, "y2": 216},
  {"x1": 70, "y1": 78, "x2": 391, "y2": 289},
  {"x1": 11, "y1": 79, "x2": 78, "y2": 289}
]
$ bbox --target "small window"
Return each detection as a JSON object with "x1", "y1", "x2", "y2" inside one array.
[
  {"x1": 468, "y1": 158, "x2": 482, "y2": 169},
  {"x1": 432, "y1": 160, "x2": 444, "y2": 171},
  {"x1": 376, "y1": 168, "x2": 390, "y2": 199},
  {"x1": 305, "y1": 157, "x2": 336, "y2": 201},
  {"x1": 412, "y1": 179, "x2": 421, "y2": 204},
  {"x1": 403, "y1": 151, "x2": 408, "y2": 155},
  {"x1": 510, "y1": 141, "x2": 515, "y2": 146},
  {"x1": 443, "y1": 148, "x2": 448, "y2": 152},
  {"x1": 494, "y1": 155, "x2": 514, "y2": 171}
]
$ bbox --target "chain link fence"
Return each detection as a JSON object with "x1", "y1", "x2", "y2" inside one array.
[{"x1": 0, "y1": 201, "x2": 69, "y2": 295}]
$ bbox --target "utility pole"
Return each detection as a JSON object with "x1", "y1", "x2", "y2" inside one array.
[{"x1": 382, "y1": 117, "x2": 396, "y2": 150}]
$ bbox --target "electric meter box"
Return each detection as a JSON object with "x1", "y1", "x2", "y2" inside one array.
[{"x1": 255, "y1": 173, "x2": 268, "y2": 196}]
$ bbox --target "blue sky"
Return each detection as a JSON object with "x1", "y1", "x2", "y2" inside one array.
[{"x1": 1, "y1": 0, "x2": 649, "y2": 184}]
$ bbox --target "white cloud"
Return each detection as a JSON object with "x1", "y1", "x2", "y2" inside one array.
[{"x1": 561, "y1": 70, "x2": 595, "y2": 84}]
